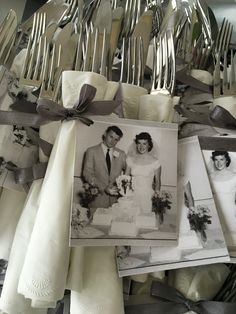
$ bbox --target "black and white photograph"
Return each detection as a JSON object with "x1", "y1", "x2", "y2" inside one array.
[
  {"x1": 70, "y1": 116, "x2": 178, "y2": 246},
  {"x1": 0, "y1": 66, "x2": 38, "y2": 191},
  {"x1": 201, "y1": 136, "x2": 236, "y2": 261},
  {"x1": 116, "y1": 137, "x2": 229, "y2": 277},
  {"x1": 0, "y1": 259, "x2": 8, "y2": 286}
]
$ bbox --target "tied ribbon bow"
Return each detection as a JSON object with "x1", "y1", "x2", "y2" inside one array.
[
  {"x1": 0, "y1": 84, "x2": 120, "y2": 127},
  {"x1": 125, "y1": 281, "x2": 236, "y2": 314},
  {"x1": 37, "y1": 84, "x2": 119, "y2": 126}
]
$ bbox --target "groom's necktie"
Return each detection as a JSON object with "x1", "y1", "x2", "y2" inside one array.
[{"x1": 106, "y1": 148, "x2": 111, "y2": 174}]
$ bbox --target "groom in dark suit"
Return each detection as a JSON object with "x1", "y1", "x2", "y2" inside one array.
[{"x1": 83, "y1": 125, "x2": 126, "y2": 208}]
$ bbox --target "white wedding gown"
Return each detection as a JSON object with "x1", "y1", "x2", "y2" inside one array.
[
  {"x1": 209, "y1": 173, "x2": 236, "y2": 241},
  {"x1": 127, "y1": 157, "x2": 160, "y2": 213}
]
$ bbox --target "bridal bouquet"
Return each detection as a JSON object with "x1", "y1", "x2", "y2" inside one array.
[
  {"x1": 116, "y1": 175, "x2": 133, "y2": 196},
  {"x1": 78, "y1": 182, "x2": 100, "y2": 208},
  {"x1": 187, "y1": 205, "x2": 212, "y2": 242},
  {"x1": 152, "y1": 191, "x2": 172, "y2": 224}
]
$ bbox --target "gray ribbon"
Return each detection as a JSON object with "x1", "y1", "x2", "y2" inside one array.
[
  {"x1": 176, "y1": 67, "x2": 213, "y2": 93},
  {"x1": 125, "y1": 281, "x2": 236, "y2": 314},
  {"x1": 37, "y1": 83, "x2": 120, "y2": 126},
  {"x1": 0, "y1": 84, "x2": 120, "y2": 184},
  {"x1": 175, "y1": 104, "x2": 236, "y2": 130},
  {"x1": 0, "y1": 84, "x2": 120, "y2": 127},
  {"x1": 25, "y1": 127, "x2": 53, "y2": 157}
]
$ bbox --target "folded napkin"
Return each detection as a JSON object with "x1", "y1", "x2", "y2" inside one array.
[
  {"x1": 138, "y1": 94, "x2": 180, "y2": 122},
  {"x1": 168, "y1": 264, "x2": 230, "y2": 314},
  {"x1": 0, "y1": 180, "x2": 47, "y2": 314},
  {"x1": 190, "y1": 69, "x2": 213, "y2": 86},
  {"x1": 213, "y1": 96, "x2": 236, "y2": 120},
  {"x1": 119, "y1": 83, "x2": 148, "y2": 119},
  {"x1": 17, "y1": 71, "x2": 120, "y2": 308},
  {"x1": 70, "y1": 247, "x2": 124, "y2": 314},
  {"x1": 0, "y1": 188, "x2": 26, "y2": 260}
]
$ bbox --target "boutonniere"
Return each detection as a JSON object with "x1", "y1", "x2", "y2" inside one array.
[{"x1": 113, "y1": 151, "x2": 120, "y2": 158}]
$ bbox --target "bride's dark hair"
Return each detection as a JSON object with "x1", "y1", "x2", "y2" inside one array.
[
  {"x1": 211, "y1": 151, "x2": 231, "y2": 167},
  {"x1": 135, "y1": 132, "x2": 153, "y2": 151}
]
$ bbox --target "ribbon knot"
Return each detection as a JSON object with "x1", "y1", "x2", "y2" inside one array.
[
  {"x1": 184, "y1": 299, "x2": 198, "y2": 312},
  {"x1": 36, "y1": 83, "x2": 120, "y2": 126},
  {"x1": 123, "y1": 281, "x2": 236, "y2": 314}
]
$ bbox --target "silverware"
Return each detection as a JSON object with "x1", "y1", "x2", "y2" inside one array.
[
  {"x1": 151, "y1": 31, "x2": 175, "y2": 95},
  {"x1": 213, "y1": 49, "x2": 236, "y2": 98},
  {"x1": 0, "y1": 10, "x2": 18, "y2": 66},
  {"x1": 20, "y1": 0, "x2": 69, "y2": 34},
  {"x1": 19, "y1": 12, "x2": 47, "y2": 88},
  {"x1": 107, "y1": 7, "x2": 124, "y2": 79},
  {"x1": 40, "y1": 41, "x2": 62, "y2": 101}
]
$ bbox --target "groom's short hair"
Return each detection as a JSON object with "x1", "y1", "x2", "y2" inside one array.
[{"x1": 105, "y1": 125, "x2": 123, "y2": 138}]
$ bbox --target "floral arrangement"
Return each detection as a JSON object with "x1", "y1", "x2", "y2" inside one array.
[
  {"x1": 116, "y1": 175, "x2": 133, "y2": 196},
  {"x1": 71, "y1": 204, "x2": 90, "y2": 231},
  {"x1": 152, "y1": 191, "x2": 172, "y2": 224},
  {"x1": 187, "y1": 205, "x2": 212, "y2": 242},
  {"x1": 78, "y1": 182, "x2": 100, "y2": 208}
]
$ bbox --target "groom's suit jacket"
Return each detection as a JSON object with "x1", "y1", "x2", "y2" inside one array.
[{"x1": 83, "y1": 143, "x2": 126, "y2": 208}]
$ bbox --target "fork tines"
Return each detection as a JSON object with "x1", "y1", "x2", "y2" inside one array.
[
  {"x1": 19, "y1": 12, "x2": 46, "y2": 88},
  {"x1": 40, "y1": 41, "x2": 62, "y2": 101},
  {"x1": 213, "y1": 50, "x2": 236, "y2": 98},
  {"x1": 215, "y1": 18, "x2": 233, "y2": 56}
]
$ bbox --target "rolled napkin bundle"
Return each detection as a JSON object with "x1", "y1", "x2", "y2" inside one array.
[
  {"x1": 0, "y1": 189, "x2": 26, "y2": 260},
  {"x1": 138, "y1": 94, "x2": 180, "y2": 122},
  {"x1": 0, "y1": 180, "x2": 47, "y2": 314},
  {"x1": 125, "y1": 264, "x2": 233, "y2": 314},
  {"x1": 70, "y1": 247, "x2": 124, "y2": 314},
  {"x1": 213, "y1": 96, "x2": 236, "y2": 120},
  {"x1": 119, "y1": 83, "x2": 148, "y2": 119},
  {"x1": 168, "y1": 264, "x2": 230, "y2": 303},
  {"x1": 17, "y1": 71, "x2": 120, "y2": 308},
  {"x1": 190, "y1": 69, "x2": 213, "y2": 86}
]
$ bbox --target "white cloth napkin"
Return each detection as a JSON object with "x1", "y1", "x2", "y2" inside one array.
[
  {"x1": 18, "y1": 71, "x2": 120, "y2": 309},
  {"x1": 168, "y1": 264, "x2": 230, "y2": 314},
  {"x1": 190, "y1": 69, "x2": 213, "y2": 86},
  {"x1": 138, "y1": 94, "x2": 180, "y2": 122},
  {"x1": 0, "y1": 179, "x2": 48, "y2": 314},
  {"x1": 119, "y1": 83, "x2": 148, "y2": 119},
  {"x1": 70, "y1": 247, "x2": 124, "y2": 314},
  {"x1": 0, "y1": 189, "x2": 26, "y2": 260},
  {"x1": 213, "y1": 95, "x2": 236, "y2": 119}
]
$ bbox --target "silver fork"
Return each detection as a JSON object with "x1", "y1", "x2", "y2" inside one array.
[
  {"x1": 121, "y1": 0, "x2": 141, "y2": 39},
  {"x1": 19, "y1": 12, "x2": 47, "y2": 88},
  {"x1": 215, "y1": 18, "x2": 233, "y2": 56},
  {"x1": 120, "y1": 36, "x2": 144, "y2": 86},
  {"x1": 40, "y1": 40, "x2": 62, "y2": 101},
  {"x1": 151, "y1": 31, "x2": 175, "y2": 95},
  {"x1": 213, "y1": 49, "x2": 236, "y2": 98},
  {"x1": 0, "y1": 9, "x2": 18, "y2": 66}
]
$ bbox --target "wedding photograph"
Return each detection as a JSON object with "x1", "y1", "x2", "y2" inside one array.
[
  {"x1": 0, "y1": 66, "x2": 38, "y2": 191},
  {"x1": 116, "y1": 137, "x2": 230, "y2": 277},
  {"x1": 200, "y1": 136, "x2": 236, "y2": 260},
  {"x1": 70, "y1": 116, "x2": 178, "y2": 246}
]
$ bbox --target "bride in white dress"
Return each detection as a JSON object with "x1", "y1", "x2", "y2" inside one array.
[
  {"x1": 208, "y1": 151, "x2": 236, "y2": 240},
  {"x1": 125, "y1": 132, "x2": 161, "y2": 213}
]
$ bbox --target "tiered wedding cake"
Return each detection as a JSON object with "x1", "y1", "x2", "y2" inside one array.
[{"x1": 92, "y1": 175, "x2": 157, "y2": 237}]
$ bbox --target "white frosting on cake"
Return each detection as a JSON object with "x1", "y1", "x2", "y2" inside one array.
[
  {"x1": 150, "y1": 246, "x2": 181, "y2": 263},
  {"x1": 110, "y1": 220, "x2": 137, "y2": 237},
  {"x1": 92, "y1": 194, "x2": 158, "y2": 237},
  {"x1": 92, "y1": 208, "x2": 113, "y2": 226}
]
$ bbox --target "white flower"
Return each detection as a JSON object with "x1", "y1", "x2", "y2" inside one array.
[{"x1": 113, "y1": 150, "x2": 120, "y2": 158}]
